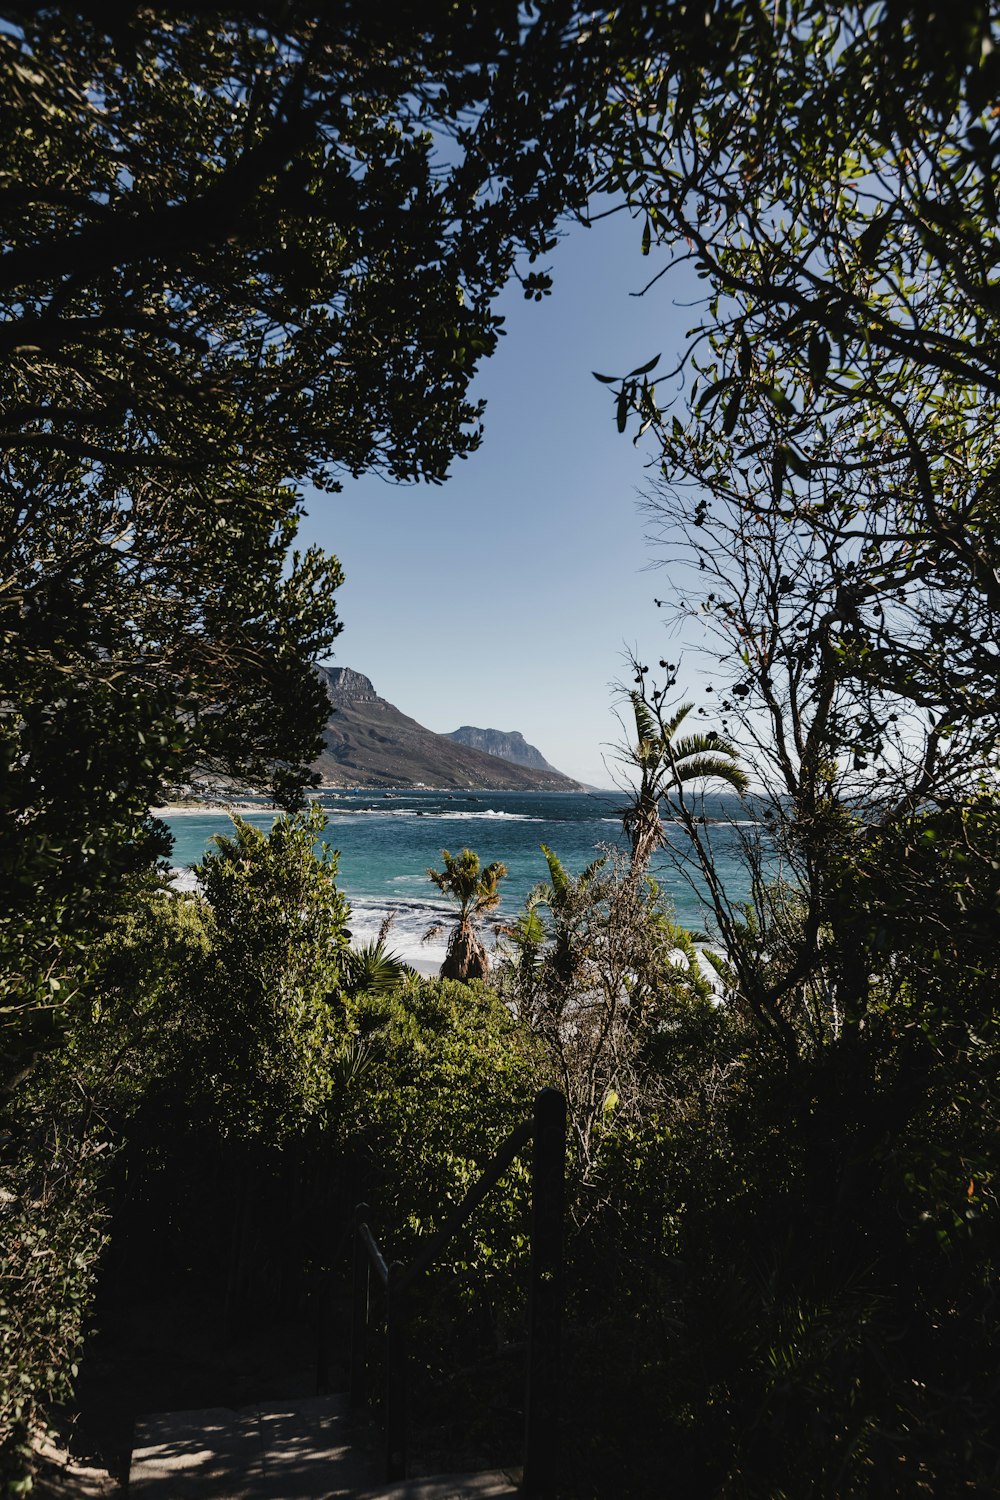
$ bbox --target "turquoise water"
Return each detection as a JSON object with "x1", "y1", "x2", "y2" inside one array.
[{"x1": 165, "y1": 788, "x2": 763, "y2": 964}]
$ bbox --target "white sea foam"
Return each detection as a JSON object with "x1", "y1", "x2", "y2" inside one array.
[
  {"x1": 328, "y1": 807, "x2": 544, "y2": 822},
  {"x1": 346, "y1": 896, "x2": 470, "y2": 968},
  {"x1": 167, "y1": 869, "x2": 726, "y2": 991},
  {"x1": 165, "y1": 872, "x2": 462, "y2": 968},
  {"x1": 429, "y1": 809, "x2": 543, "y2": 821}
]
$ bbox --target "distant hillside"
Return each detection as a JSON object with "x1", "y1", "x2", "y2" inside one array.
[
  {"x1": 314, "y1": 668, "x2": 581, "y2": 790},
  {"x1": 446, "y1": 725, "x2": 561, "y2": 774}
]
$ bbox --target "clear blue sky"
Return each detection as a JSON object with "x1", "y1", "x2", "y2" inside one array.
[{"x1": 296, "y1": 205, "x2": 705, "y2": 788}]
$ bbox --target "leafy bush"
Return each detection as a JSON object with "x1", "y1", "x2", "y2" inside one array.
[
  {"x1": 497, "y1": 846, "x2": 716, "y2": 1174},
  {"x1": 340, "y1": 977, "x2": 542, "y2": 1286},
  {"x1": 0, "y1": 1124, "x2": 106, "y2": 1495}
]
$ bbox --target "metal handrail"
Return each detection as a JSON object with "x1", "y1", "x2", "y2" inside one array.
[
  {"x1": 358, "y1": 1221, "x2": 389, "y2": 1286},
  {"x1": 399, "y1": 1115, "x2": 533, "y2": 1294},
  {"x1": 349, "y1": 1087, "x2": 566, "y2": 1495}
]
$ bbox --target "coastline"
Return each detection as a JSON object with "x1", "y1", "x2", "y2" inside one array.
[
  {"x1": 159, "y1": 787, "x2": 743, "y2": 982},
  {"x1": 152, "y1": 786, "x2": 614, "y2": 818},
  {"x1": 151, "y1": 801, "x2": 276, "y2": 817}
]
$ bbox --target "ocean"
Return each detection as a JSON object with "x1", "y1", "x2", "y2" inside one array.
[{"x1": 164, "y1": 788, "x2": 766, "y2": 968}]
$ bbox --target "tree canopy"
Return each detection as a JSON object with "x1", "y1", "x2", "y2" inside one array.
[
  {"x1": 8, "y1": 8, "x2": 1000, "y2": 1493},
  {"x1": 600, "y1": 0, "x2": 1000, "y2": 756},
  {"x1": 1, "y1": 2, "x2": 597, "y2": 485},
  {"x1": 0, "y1": 1, "x2": 605, "y2": 1073},
  {"x1": 590, "y1": 0, "x2": 1000, "y2": 1031}
]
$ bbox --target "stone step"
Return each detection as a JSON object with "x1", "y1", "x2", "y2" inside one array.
[
  {"x1": 129, "y1": 1393, "x2": 376, "y2": 1498},
  {"x1": 354, "y1": 1474, "x2": 521, "y2": 1500},
  {"x1": 129, "y1": 1393, "x2": 521, "y2": 1499}
]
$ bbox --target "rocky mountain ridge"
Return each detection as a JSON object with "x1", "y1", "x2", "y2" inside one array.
[{"x1": 314, "y1": 667, "x2": 580, "y2": 790}]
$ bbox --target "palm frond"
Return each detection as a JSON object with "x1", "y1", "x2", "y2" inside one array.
[
  {"x1": 524, "y1": 880, "x2": 553, "y2": 910},
  {"x1": 669, "y1": 732, "x2": 744, "y2": 764},
  {"x1": 341, "y1": 938, "x2": 411, "y2": 996},
  {"x1": 541, "y1": 842, "x2": 570, "y2": 897},
  {"x1": 622, "y1": 693, "x2": 746, "y2": 873},
  {"x1": 661, "y1": 702, "x2": 695, "y2": 738},
  {"x1": 671, "y1": 754, "x2": 749, "y2": 791},
  {"x1": 376, "y1": 911, "x2": 396, "y2": 945},
  {"x1": 630, "y1": 693, "x2": 662, "y2": 753},
  {"x1": 579, "y1": 854, "x2": 608, "y2": 888}
]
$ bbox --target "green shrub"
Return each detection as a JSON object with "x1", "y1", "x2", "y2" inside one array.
[
  {"x1": 0, "y1": 1125, "x2": 106, "y2": 1495},
  {"x1": 340, "y1": 977, "x2": 542, "y2": 1281}
]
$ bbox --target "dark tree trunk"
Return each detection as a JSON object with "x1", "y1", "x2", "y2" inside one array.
[{"x1": 440, "y1": 921, "x2": 489, "y2": 981}]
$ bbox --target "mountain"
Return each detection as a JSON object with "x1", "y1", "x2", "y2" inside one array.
[
  {"x1": 314, "y1": 668, "x2": 581, "y2": 790},
  {"x1": 446, "y1": 725, "x2": 561, "y2": 774}
]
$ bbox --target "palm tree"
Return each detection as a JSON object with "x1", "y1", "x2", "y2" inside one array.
[
  {"x1": 622, "y1": 695, "x2": 748, "y2": 875},
  {"x1": 521, "y1": 844, "x2": 607, "y2": 984},
  {"x1": 425, "y1": 848, "x2": 507, "y2": 981}
]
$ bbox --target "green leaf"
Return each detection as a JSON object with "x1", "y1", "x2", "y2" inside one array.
[
  {"x1": 785, "y1": 444, "x2": 812, "y2": 479},
  {"x1": 722, "y1": 390, "x2": 741, "y2": 435},
  {"x1": 698, "y1": 375, "x2": 734, "y2": 413},
  {"x1": 772, "y1": 445, "x2": 788, "y2": 494},
  {"x1": 765, "y1": 385, "x2": 795, "y2": 417},
  {"x1": 858, "y1": 212, "x2": 890, "y2": 265},
  {"x1": 808, "y1": 330, "x2": 830, "y2": 381}
]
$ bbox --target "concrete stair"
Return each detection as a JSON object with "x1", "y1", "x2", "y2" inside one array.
[{"x1": 128, "y1": 1393, "x2": 521, "y2": 1499}]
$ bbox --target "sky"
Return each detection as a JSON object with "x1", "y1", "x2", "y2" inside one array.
[{"x1": 296, "y1": 206, "x2": 707, "y2": 789}]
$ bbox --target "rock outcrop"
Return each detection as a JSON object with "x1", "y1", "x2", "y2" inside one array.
[
  {"x1": 322, "y1": 667, "x2": 379, "y2": 703},
  {"x1": 446, "y1": 725, "x2": 560, "y2": 773}
]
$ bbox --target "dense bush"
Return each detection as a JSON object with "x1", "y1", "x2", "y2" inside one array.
[
  {"x1": 341, "y1": 976, "x2": 542, "y2": 1280},
  {"x1": 42, "y1": 816, "x2": 544, "y2": 1401},
  {"x1": 11, "y1": 799, "x2": 998, "y2": 1496},
  {"x1": 0, "y1": 1122, "x2": 106, "y2": 1494}
]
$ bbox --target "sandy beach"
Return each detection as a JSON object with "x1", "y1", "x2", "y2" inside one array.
[{"x1": 150, "y1": 801, "x2": 276, "y2": 818}]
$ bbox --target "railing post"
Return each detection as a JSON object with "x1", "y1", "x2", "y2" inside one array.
[
  {"x1": 523, "y1": 1087, "x2": 566, "y2": 1497},
  {"x1": 350, "y1": 1203, "x2": 371, "y2": 1408},
  {"x1": 316, "y1": 1264, "x2": 330, "y2": 1395},
  {"x1": 385, "y1": 1261, "x2": 408, "y2": 1481}
]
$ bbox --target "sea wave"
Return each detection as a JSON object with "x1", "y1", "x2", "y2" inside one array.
[
  {"x1": 164, "y1": 872, "x2": 464, "y2": 969},
  {"x1": 422, "y1": 809, "x2": 544, "y2": 821},
  {"x1": 346, "y1": 895, "x2": 489, "y2": 968},
  {"x1": 327, "y1": 807, "x2": 544, "y2": 822}
]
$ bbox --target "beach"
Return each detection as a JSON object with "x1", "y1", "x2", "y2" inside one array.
[{"x1": 161, "y1": 787, "x2": 764, "y2": 974}]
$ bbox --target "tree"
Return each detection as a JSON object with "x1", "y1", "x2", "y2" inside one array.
[
  {"x1": 0, "y1": 445, "x2": 343, "y2": 1087},
  {"x1": 590, "y1": 0, "x2": 1000, "y2": 1037},
  {"x1": 519, "y1": 843, "x2": 607, "y2": 988},
  {"x1": 619, "y1": 690, "x2": 747, "y2": 875},
  {"x1": 499, "y1": 844, "x2": 715, "y2": 1172},
  {"x1": 120, "y1": 804, "x2": 351, "y2": 1138},
  {"x1": 597, "y1": 0, "x2": 1000, "y2": 755},
  {"x1": 0, "y1": 4, "x2": 599, "y2": 486},
  {"x1": 426, "y1": 848, "x2": 507, "y2": 982},
  {"x1": 0, "y1": 2, "x2": 609, "y2": 1075},
  {"x1": 580, "y1": 12, "x2": 1000, "y2": 1487}
]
